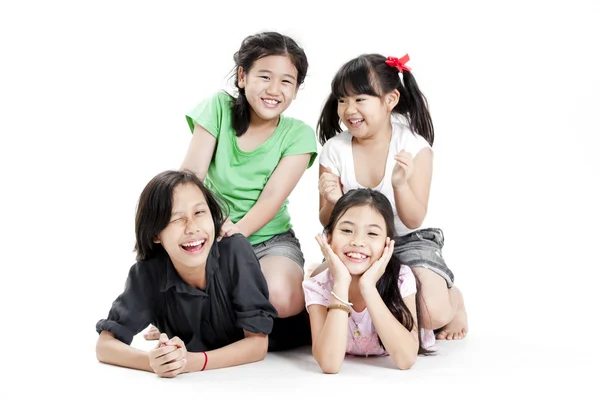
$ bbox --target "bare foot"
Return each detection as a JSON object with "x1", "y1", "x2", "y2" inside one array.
[
  {"x1": 143, "y1": 325, "x2": 160, "y2": 340},
  {"x1": 436, "y1": 292, "x2": 468, "y2": 340}
]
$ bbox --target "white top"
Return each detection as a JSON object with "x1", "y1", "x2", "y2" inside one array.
[{"x1": 319, "y1": 121, "x2": 432, "y2": 237}]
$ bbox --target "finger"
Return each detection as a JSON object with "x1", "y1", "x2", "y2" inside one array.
[
  {"x1": 151, "y1": 344, "x2": 179, "y2": 359},
  {"x1": 157, "y1": 347, "x2": 183, "y2": 365},
  {"x1": 159, "y1": 359, "x2": 187, "y2": 377}
]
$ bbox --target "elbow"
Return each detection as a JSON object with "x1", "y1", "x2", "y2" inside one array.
[
  {"x1": 95, "y1": 337, "x2": 109, "y2": 364},
  {"x1": 255, "y1": 336, "x2": 269, "y2": 361},
  {"x1": 404, "y1": 214, "x2": 426, "y2": 230},
  {"x1": 318, "y1": 360, "x2": 342, "y2": 374},
  {"x1": 313, "y1": 347, "x2": 343, "y2": 374},
  {"x1": 391, "y1": 352, "x2": 417, "y2": 370}
]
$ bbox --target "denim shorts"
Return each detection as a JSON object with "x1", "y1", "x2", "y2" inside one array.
[
  {"x1": 393, "y1": 228, "x2": 454, "y2": 288},
  {"x1": 252, "y1": 229, "x2": 305, "y2": 270}
]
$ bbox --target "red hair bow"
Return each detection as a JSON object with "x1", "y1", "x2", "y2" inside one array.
[{"x1": 385, "y1": 54, "x2": 411, "y2": 72}]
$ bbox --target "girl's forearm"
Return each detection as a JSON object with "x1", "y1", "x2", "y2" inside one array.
[
  {"x1": 312, "y1": 283, "x2": 350, "y2": 374},
  {"x1": 96, "y1": 332, "x2": 152, "y2": 372},
  {"x1": 360, "y1": 286, "x2": 419, "y2": 370},
  {"x1": 188, "y1": 334, "x2": 268, "y2": 372},
  {"x1": 392, "y1": 182, "x2": 427, "y2": 229}
]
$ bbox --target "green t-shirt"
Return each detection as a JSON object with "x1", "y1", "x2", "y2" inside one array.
[{"x1": 185, "y1": 91, "x2": 318, "y2": 245}]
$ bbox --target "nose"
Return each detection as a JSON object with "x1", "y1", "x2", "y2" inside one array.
[
  {"x1": 184, "y1": 217, "x2": 200, "y2": 234},
  {"x1": 350, "y1": 237, "x2": 365, "y2": 247},
  {"x1": 344, "y1": 101, "x2": 357, "y2": 116},
  {"x1": 266, "y1": 80, "x2": 281, "y2": 95}
]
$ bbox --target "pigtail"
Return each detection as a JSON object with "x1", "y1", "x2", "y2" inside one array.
[
  {"x1": 316, "y1": 93, "x2": 342, "y2": 146},
  {"x1": 376, "y1": 256, "x2": 434, "y2": 356},
  {"x1": 395, "y1": 71, "x2": 434, "y2": 146},
  {"x1": 231, "y1": 88, "x2": 251, "y2": 137}
]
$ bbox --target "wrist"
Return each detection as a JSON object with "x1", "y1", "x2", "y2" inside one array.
[
  {"x1": 332, "y1": 281, "x2": 350, "y2": 299},
  {"x1": 358, "y1": 280, "x2": 378, "y2": 295},
  {"x1": 392, "y1": 180, "x2": 409, "y2": 190},
  {"x1": 186, "y1": 351, "x2": 206, "y2": 372}
]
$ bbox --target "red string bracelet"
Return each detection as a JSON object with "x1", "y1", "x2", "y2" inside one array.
[{"x1": 201, "y1": 351, "x2": 208, "y2": 371}]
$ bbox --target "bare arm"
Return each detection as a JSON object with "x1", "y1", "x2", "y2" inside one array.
[
  {"x1": 96, "y1": 331, "x2": 153, "y2": 372},
  {"x1": 180, "y1": 123, "x2": 217, "y2": 181},
  {"x1": 236, "y1": 153, "x2": 311, "y2": 238},
  {"x1": 186, "y1": 331, "x2": 268, "y2": 372},
  {"x1": 393, "y1": 148, "x2": 433, "y2": 229},
  {"x1": 360, "y1": 286, "x2": 419, "y2": 370},
  {"x1": 307, "y1": 281, "x2": 350, "y2": 374},
  {"x1": 318, "y1": 164, "x2": 335, "y2": 227}
]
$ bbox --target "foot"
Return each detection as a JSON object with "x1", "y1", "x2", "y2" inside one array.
[
  {"x1": 436, "y1": 292, "x2": 468, "y2": 340},
  {"x1": 143, "y1": 325, "x2": 160, "y2": 340}
]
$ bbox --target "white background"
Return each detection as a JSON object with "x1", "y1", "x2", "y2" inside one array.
[{"x1": 1, "y1": 0, "x2": 599, "y2": 398}]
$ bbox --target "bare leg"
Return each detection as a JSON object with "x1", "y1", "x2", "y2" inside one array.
[
  {"x1": 260, "y1": 256, "x2": 305, "y2": 318},
  {"x1": 412, "y1": 267, "x2": 468, "y2": 340}
]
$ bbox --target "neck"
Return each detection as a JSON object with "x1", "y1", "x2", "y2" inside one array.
[
  {"x1": 249, "y1": 109, "x2": 280, "y2": 131},
  {"x1": 353, "y1": 121, "x2": 393, "y2": 147},
  {"x1": 174, "y1": 263, "x2": 207, "y2": 290}
]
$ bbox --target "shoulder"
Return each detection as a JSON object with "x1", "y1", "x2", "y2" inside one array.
[
  {"x1": 392, "y1": 121, "x2": 431, "y2": 156},
  {"x1": 321, "y1": 131, "x2": 352, "y2": 153},
  {"x1": 302, "y1": 269, "x2": 334, "y2": 302},
  {"x1": 217, "y1": 233, "x2": 254, "y2": 255},
  {"x1": 126, "y1": 258, "x2": 164, "y2": 288},
  {"x1": 280, "y1": 116, "x2": 316, "y2": 141}
]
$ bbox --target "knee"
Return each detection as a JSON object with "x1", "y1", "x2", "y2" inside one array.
[{"x1": 268, "y1": 281, "x2": 304, "y2": 318}]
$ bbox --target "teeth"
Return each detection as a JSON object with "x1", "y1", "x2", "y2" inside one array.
[
  {"x1": 349, "y1": 119, "x2": 363, "y2": 125},
  {"x1": 347, "y1": 252, "x2": 367, "y2": 259},
  {"x1": 182, "y1": 240, "x2": 204, "y2": 247},
  {"x1": 263, "y1": 99, "x2": 279, "y2": 105}
]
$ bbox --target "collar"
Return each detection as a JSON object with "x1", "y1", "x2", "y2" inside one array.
[{"x1": 160, "y1": 241, "x2": 220, "y2": 295}]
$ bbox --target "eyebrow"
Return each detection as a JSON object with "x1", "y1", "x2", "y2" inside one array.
[
  {"x1": 171, "y1": 202, "x2": 207, "y2": 216},
  {"x1": 256, "y1": 69, "x2": 297, "y2": 81},
  {"x1": 338, "y1": 220, "x2": 383, "y2": 230}
]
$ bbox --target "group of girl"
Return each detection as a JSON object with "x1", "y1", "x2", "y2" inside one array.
[{"x1": 95, "y1": 31, "x2": 468, "y2": 377}]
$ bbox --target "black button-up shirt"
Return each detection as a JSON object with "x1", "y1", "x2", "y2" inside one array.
[{"x1": 96, "y1": 234, "x2": 277, "y2": 352}]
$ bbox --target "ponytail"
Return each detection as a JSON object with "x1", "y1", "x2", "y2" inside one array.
[
  {"x1": 316, "y1": 93, "x2": 342, "y2": 146},
  {"x1": 231, "y1": 89, "x2": 251, "y2": 137},
  {"x1": 395, "y1": 70, "x2": 434, "y2": 146}
]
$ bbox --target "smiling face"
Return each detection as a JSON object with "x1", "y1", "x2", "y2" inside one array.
[
  {"x1": 237, "y1": 55, "x2": 299, "y2": 123},
  {"x1": 328, "y1": 204, "x2": 388, "y2": 276},
  {"x1": 154, "y1": 183, "x2": 216, "y2": 271},
  {"x1": 337, "y1": 91, "x2": 398, "y2": 141}
]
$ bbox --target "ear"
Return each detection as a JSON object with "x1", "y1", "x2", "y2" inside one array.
[
  {"x1": 237, "y1": 66, "x2": 246, "y2": 88},
  {"x1": 292, "y1": 84, "x2": 300, "y2": 100},
  {"x1": 385, "y1": 89, "x2": 400, "y2": 111},
  {"x1": 325, "y1": 232, "x2": 332, "y2": 245},
  {"x1": 153, "y1": 237, "x2": 161, "y2": 244}
]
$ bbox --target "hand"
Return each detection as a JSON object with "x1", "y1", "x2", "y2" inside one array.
[
  {"x1": 148, "y1": 333, "x2": 188, "y2": 378},
  {"x1": 315, "y1": 233, "x2": 351, "y2": 287},
  {"x1": 319, "y1": 167, "x2": 343, "y2": 205},
  {"x1": 391, "y1": 150, "x2": 414, "y2": 188},
  {"x1": 218, "y1": 218, "x2": 242, "y2": 241},
  {"x1": 359, "y1": 237, "x2": 395, "y2": 290}
]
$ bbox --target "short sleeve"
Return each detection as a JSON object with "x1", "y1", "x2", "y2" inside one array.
[
  {"x1": 302, "y1": 270, "x2": 333, "y2": 308},
  {"x1": 318, "y1": 138, "x2": 341, "y2": 176},
  {"x1": 96, "y1": 263, "x2": 156, "y2": 344},
  {"x1": 225, "y1": 235, "x2": 277, "y2": 334},
  {"x1": 282, "y1": 122, "x2": 318, "y2": 169},
  {"x1": 185, "y1": 91, "x2": 232, "y2": 139},
  {"x1": 397, "y1": 124, "x2": 431, "y2": 158},
  {"x1": 398, "y1": 265, "x2": 417, "y2": 298}
]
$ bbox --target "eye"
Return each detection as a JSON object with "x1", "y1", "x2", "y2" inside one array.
[
  {"x1": 356, "y1": 98, "x2": 366, "y2": 102},
  {"x1": 195, "y1": 210, "x2": 205, "y2": 216},
  {"x1": 337, "y1": 99, "x2": 346, "y2": 104},
  {"x1": 282, "y1": 79, "x2": 292, "y2": 84},
  {"x1": 368, "y1": 232, "x2": 379, "y2": 237},
  {"x1": 170, "y1": 217, "x2": 184, "y2": 224},
  {"x1": 340, "y1": 228, "x2": 352, "y2": 234},
  {"x1": 260, "y1": 76, "x2": 269, "y2": 80}
]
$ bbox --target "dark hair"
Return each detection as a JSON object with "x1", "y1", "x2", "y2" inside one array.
[
  {"x1": 229, "y1": 31, "x2": 309, "y2": 136},
  {"x1": 323, "y1": 188, "x2": 434, "y2": 355},
  {"x1": 134, "y1": 170, "x2": 228, "y2": 261},
  {"x1": 317, "y1": 54, "x2": 434, "y2": 147}
]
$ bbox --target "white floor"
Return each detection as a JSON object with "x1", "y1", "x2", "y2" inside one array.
[{"x1": 40, "y1": 324, "x2": 594, "y2": 400}]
